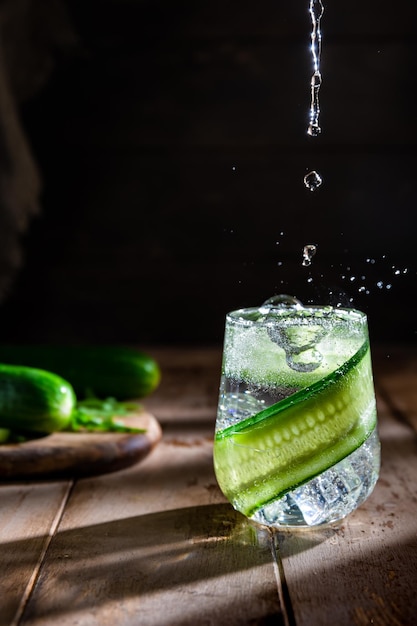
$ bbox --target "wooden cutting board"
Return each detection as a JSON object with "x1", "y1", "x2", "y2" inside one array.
[{"x1": 0, "y1": 410, "x2": 162, "y2": 480}]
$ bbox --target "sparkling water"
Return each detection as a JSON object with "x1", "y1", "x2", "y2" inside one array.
[
  {"x1": 214, "y1": 300, "x2": 381, "y2": 529},
  {"x1": 253, "y1": 428, "x2": 380, "y2": 527}
]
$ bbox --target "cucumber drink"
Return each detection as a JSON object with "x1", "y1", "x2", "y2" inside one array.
[{"x1": 213, "y1": 296, "x2": 380, "y2": 528}]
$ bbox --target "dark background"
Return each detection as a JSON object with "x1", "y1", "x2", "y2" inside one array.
[{"x1": 0, "y1": 0, "x2": 416, "y2": 346}]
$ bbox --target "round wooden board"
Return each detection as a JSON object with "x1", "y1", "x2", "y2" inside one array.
[{"x1": 0, "y1": 411, "x2": 162, "y2": 480}]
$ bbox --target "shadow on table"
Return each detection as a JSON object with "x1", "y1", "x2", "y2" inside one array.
[
  {"x1": 4, "y1": 393, "x2": 417, "y2": 624},
  {"x1": 9, "y1": 502, "x2": 286, "y2": 624}
]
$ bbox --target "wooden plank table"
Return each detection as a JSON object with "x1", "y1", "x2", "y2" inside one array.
[{"x1": 1, "y1": 345, "x2": 416, "y2": 626}]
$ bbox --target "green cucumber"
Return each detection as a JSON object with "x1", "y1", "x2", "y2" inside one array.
[
  {"x1": 0, "y1": 428, "x2": 11, "y2": 442},
  {"x1": 213, "y1": 341, "x2": 377, "y2": 517},
  {"x1": 0, "y1": 364, "x2": 76, "y2": 433},
  {"x1": 0, "y1": 345, "x2": 161, "y2": 400}
]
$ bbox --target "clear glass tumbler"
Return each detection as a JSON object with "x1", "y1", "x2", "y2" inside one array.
[{"x1": 213, "y1": 296, "x2": 380, "y2": 528}]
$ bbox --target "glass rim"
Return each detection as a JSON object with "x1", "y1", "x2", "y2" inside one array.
[{"x1": 225, "y1": 303, "x2": 368, "y2": 326}]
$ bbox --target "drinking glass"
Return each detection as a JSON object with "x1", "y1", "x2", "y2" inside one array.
[{"x1": 213, "y1": 295, "x2": 380, "y2": 528}]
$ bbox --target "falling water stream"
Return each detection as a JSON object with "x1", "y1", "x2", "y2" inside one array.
[
  {"x1": 303, "y1": 0, "x2": 324, "y2": 200},
  {"x1": 301, "y1": 1, "x2": 324, "y2": 267},
  {"x1": 269, "y1": 3, "x2": 411, "y2": 301},
  {"x1": 307, "y1": 0, "x2": 324, "y2": 137}
]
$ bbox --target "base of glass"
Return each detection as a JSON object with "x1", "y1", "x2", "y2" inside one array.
[{"x1": 248, "y1": 428, "x2": 380, "y2": 529}]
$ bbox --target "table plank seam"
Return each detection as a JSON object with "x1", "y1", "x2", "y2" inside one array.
[
  {"x1": 10, "y1": 480, "x2": 74, "y2": 626},
  {"x1": 271, "y1": 532, "x2": 297, "y2": 626}
]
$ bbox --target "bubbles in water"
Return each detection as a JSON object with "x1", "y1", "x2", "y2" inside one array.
[
  {"x1": 302, "y1": 244, "x2": 318, "y2": 267},
  {"x1": 304, "y1": 170, "x2": 322, "y2": 191}
]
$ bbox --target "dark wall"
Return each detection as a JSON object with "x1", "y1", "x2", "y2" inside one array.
[{"x1": 0, "y1": 0, "x2": 416, "y2": 345}]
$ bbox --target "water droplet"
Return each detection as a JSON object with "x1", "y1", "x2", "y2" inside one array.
[
  {"x1": 302, "y1": 243, "x2": 317, "y2": 266},
  {"x1": 304, "y1": 170, "x2": 322, "y2": 191}
]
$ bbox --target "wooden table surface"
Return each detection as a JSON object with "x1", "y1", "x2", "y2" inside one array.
[{"x1": 1, "y1": 345, "x2": 416, "y2": 626}]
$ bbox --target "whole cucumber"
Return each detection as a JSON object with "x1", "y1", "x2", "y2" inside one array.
[
  {"x1": 0, "y1": 346, "x2": 161, "y2": 400},
  {"x1": 0, "y1": 364, "x2": 76, "y2": 433}
]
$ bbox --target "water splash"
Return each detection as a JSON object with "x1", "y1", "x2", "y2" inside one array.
[
  {"x1": 308, "y1": 0, "x2": 324, "y2": 137},
  {"x1": 261, "y1": 295, "x2": 329, "y2": 372},
  {"x1": 338, "y1": 255, "x2": 413, "y2": 297},
  {"x1": 261, "y1": 295, "x2": 303, "y2": 310},
  {"x1": 267, "y1": 317, "x2": 329, "y2": 372},
  {"x1": 302, "y1": 244, "x2": 318, "y2": 267}
]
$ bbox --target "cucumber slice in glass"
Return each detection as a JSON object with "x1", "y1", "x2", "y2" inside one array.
[{"x1": 213, "y1": 340, "x2": 377, "y2": 517}]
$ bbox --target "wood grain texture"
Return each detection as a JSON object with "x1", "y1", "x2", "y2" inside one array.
[
  {"x1": 0, "y1": 481, "x2": 72, "y2": 626},
  {"x1": 18, "y1": 428, "x2": 284, "y2": 626},
  {"x1": 0, "y1": 412, "x2": 162, "y2": 480},
  {"x1": 20, "y1": 505, "x2": 284, "y2": 626},
  {"x1": 143, "y1": 347, "x2": 222, "y2": 422},
  {"x1": 1, "y1": 346, "x2": 416, "y2": 626},
  {"x1": 373, "y1": 344, "x2": 417, "y2": 432}
]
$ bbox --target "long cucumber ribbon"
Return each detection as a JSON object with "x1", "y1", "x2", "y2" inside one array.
[
  {"x1": 216, "y1": 340, "x2": 368, "y2": 439},
  {"x1": 214, "y1": 341, "x2": 377, "y2": 516}
]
